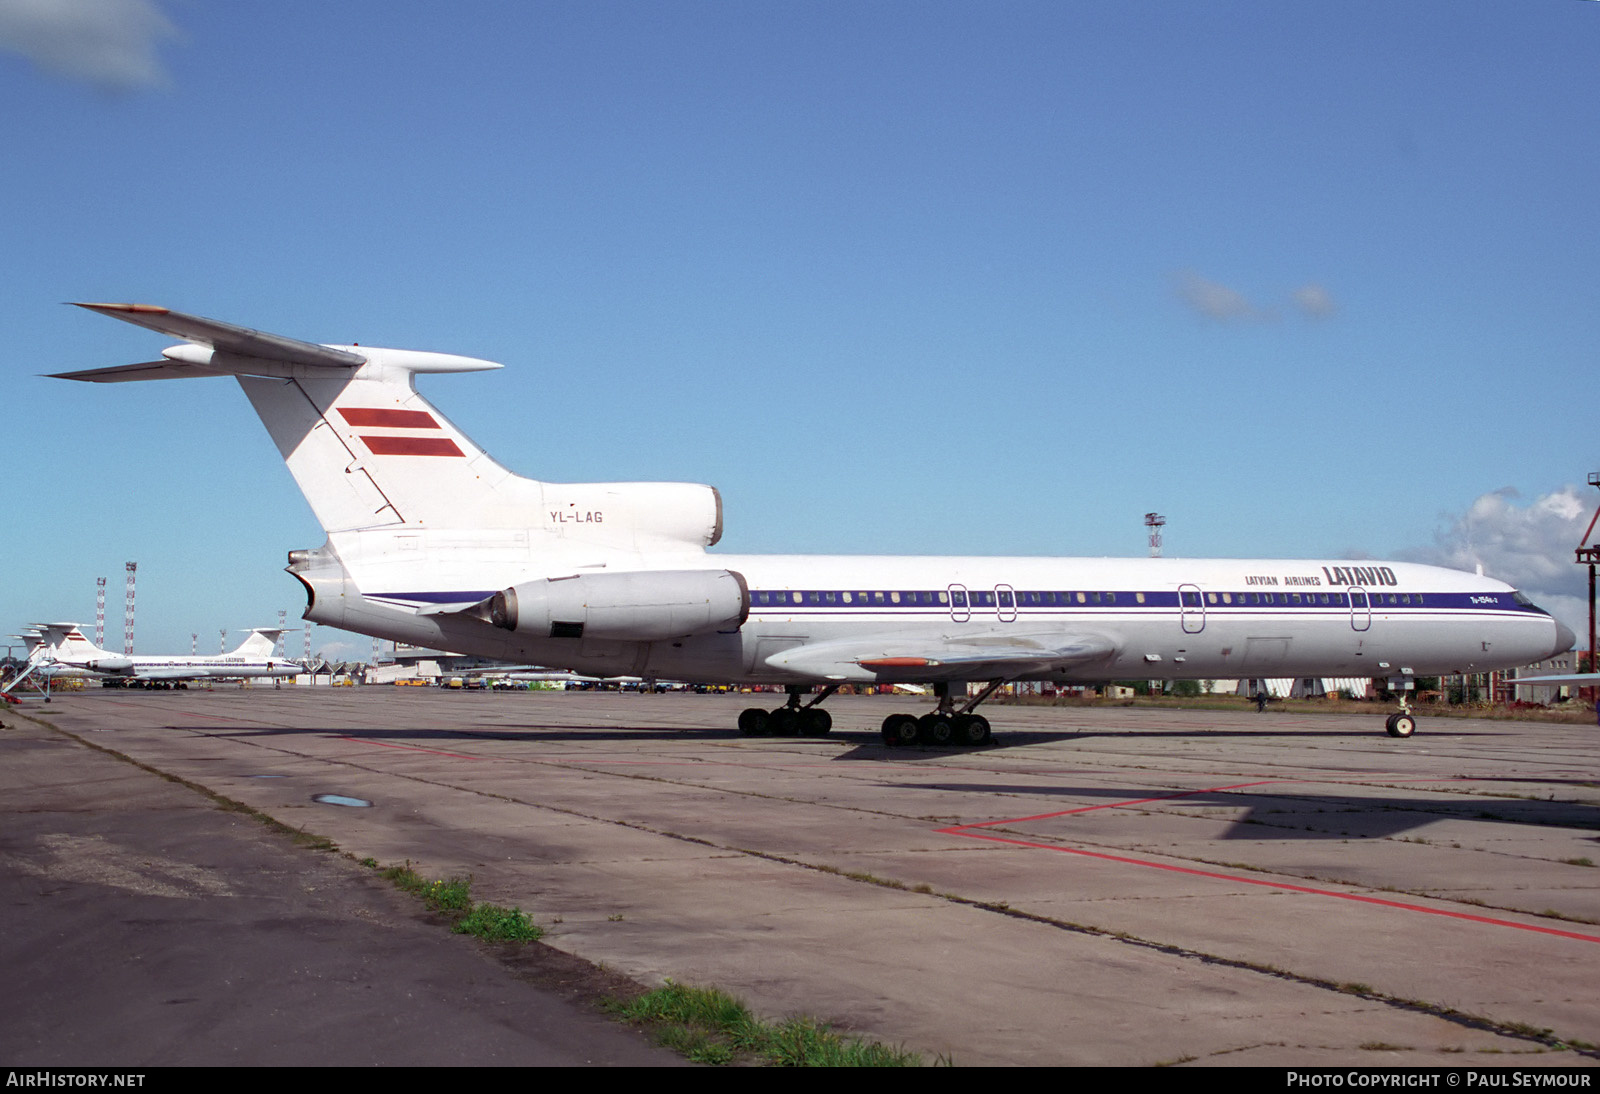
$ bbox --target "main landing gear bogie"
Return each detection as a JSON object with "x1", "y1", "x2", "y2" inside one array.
[
  {"x1": 881, "y1": 678, "x2": 1006, "y2": 748},
  {"x1": 880, "y1": 712, "x2": 992, "y2": 747},
  {"x1": 739, "y1": 684, "x2": 836, "y2": 738}
]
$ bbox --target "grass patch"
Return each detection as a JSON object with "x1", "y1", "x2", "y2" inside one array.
[
  {"x1": 381, "y1": 863, "x2": 471, "y2": 912},
  {"x1": 604, "y1": 981, "x2": 920, "y2": 1066},
  {"x1": 380, "y1": 863, "x2": 542, "y2": 941},
  {"x1": 454, "y1": 902, "x2": 543, "y2": 942}
]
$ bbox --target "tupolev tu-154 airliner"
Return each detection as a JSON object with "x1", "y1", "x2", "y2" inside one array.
[
  {"x1": 2, "y1": 623, "x2": 296, "y2": 696},
  {"x1": 53, "y1": 303, "x2": 1574, "y2": 745}
]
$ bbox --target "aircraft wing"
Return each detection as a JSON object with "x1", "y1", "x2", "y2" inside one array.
[
  {"x1": 765, "y1": 629, "x2": 1118, "y2": 683},
  {"x1": 1505, "y1": 673, "x2": 1600, "y2": 687}
]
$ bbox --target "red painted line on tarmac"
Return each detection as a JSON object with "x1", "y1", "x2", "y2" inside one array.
[
  {"x1": 337, "y1": 736, "x2": 483, "y2": 760},
  {"x1": 939, "y1": 776, "x2": 1600, "y2": 945},
  {"x1": 937, "y1": 826, "x2": 1600, "y2": 944}
]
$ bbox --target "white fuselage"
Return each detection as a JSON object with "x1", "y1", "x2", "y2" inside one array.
[{"x1": 299, "y1": 548, "x2": 1568, "y2": 686}]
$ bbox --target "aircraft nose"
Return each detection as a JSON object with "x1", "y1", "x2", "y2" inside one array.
[{"x1": 1552, "y1": 620, "x2": 1577, "y2": 659}]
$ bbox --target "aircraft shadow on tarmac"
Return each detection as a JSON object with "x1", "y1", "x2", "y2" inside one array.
[
  {"x1": 166, "y1": 721, "x2": 1600, "y2": 841},
  {"x1": 184, "y1": 724, "x2": 749, "y2": 745},
  {"x1": 186, "y1": 721, "x2": 1522, "y2": 757},
  {"x1": 880, "y1": 780, "x2": 1600, "y2": 840}
]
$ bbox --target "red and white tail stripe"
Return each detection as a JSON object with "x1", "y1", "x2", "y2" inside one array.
[{"x1": 336, "y1": 407, "x2": 465, "y2": 458}]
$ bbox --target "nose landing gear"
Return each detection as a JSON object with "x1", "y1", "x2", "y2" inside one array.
[{"x1": 1383, "y1": 673, "x2": 1418, "y2": 737}]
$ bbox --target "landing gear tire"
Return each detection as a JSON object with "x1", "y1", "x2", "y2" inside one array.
[
  {"x1": 882, "y1": 714, "x2": 919, "y2": 746},
  {"x1": 1385, "y1": 713, "x2": 1416, "y2": 738},
  {"x1": 738, "y1": 707, "x2": 770, "y2": 736},
  {"x1": 953, "y1": 714, "x2": 991, "y2": 747},
  {"x1": 768, "y1": 707, "x2": 800, "y2": 736},
  {"x1": 917, "y1": 715, "x2": 955, "y2": 746},
  {"x1": 801, "y1": 708, "x2": 832, "y2": 736}
]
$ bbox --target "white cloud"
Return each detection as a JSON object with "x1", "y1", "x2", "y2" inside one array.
[
  {"x1": 1175, "y1": 272, "x2": 1339, "y2": 323},
  {"x1": 1292, "y1": 283, "x2": 1336, "y2": 319},
  {"x1": 1176, "y1": 271, "x2": 1261, "y2": 321},
  {"x1": 1400, "y1": 485, "x2": 1595, "y2": 634},
  {"x1": 0, "y1": 0, "x2": 179, "y2": 92}
]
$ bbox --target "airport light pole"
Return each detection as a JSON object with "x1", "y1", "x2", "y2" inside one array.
[
  {"x1": 1576, "y1": 472, "x2": 1600, "y2": 688},
  {"x1": 1145, "y1": 512, "x2": 1165, "y2": 558},
  {"x1": 123, "y1": 562, "x2": 136, "y2": 655}
]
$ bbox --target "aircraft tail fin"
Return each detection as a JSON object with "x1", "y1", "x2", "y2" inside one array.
[
  {"x1": 232, "y1": 628, "x2": 286, "y2": 658},
  {"x1": 56, "y1": 304, "x2": 522, "y2": 535},
  {"x1": 37, "y1": 623, "x2": 101, "y2": 658},
  {"x1": 61, "y1": 305, "x2": 727, "y2": 580}
]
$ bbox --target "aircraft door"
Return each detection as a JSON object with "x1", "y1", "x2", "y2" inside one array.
[
  {"x1": 1179, "y1": 583, "x2": 1205, "y2": 634},
  {"x1": 1349, "y1": 587, "x2": 1371, "y2": 632},
  {"x1": 948, "y1": 584, "x2": 970, "y2": 623},
  {"x1": 995, "y1": 584, "x2": 1017, "y2": 623}
]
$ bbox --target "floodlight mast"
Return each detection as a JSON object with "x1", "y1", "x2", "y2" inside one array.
[
  {"x1": 1575, "y1": 472, "x2": 1600, "y2": 686},
  {"x1": 1144, "y1": 512, "x2": 1165, "y2": 559}
]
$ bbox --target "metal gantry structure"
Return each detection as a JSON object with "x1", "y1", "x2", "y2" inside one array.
[
  {"x1": 122, "y1": 562, "x2": 136, "y2": 655},
  {"x1": 1144, "y1": 512, "x2": 1165, "y2": 558},
  {"x1": 1575, "y1": 472, "x2": 1600, "y2": 677}
]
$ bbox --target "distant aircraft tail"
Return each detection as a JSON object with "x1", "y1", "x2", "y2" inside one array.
[
  {"x1": 37, "y1": 623, "x2": 102, "y2": 659},
  {"x1": 232, "y1": 628, "x2": 286, "y2": 659}
]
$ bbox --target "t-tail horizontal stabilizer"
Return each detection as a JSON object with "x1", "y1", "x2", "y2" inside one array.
[{"x1": 51, "y1": 303, "x2": 502, "y2": 382}]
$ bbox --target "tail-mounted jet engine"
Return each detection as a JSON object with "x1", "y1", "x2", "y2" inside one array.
[{"x1": 487, "y1": 569, "x2": 748, "y2": 642}]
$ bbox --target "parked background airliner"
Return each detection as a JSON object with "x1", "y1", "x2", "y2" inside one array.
[
  {"x1": 5, "y1": 622, "x2": 296, "y2": 692},
  {"x1": 53, "y1": 304, "x2": 1574, "y2": 743}
]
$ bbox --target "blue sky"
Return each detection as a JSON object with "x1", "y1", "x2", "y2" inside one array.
[{"x1": 2, "y1": 1, "x2": 1597, "y2": 658}]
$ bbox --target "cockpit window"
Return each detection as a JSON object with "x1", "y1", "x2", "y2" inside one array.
[{"x1": 1510, "y1": 590, "x2": 1550, "y2": 614}]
